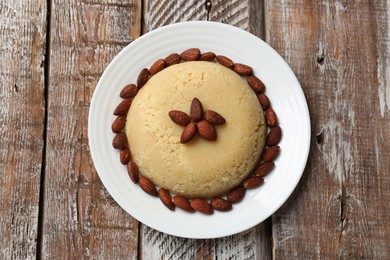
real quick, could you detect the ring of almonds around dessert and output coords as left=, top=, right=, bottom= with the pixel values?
left=111, top=48, right=281, bottom=215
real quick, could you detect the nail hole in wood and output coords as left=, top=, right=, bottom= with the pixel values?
left=14, top=84, right=18, bottom=93
left=316, top=53, right=325, bottom=65
left=316, top=131, right=323, bottom=145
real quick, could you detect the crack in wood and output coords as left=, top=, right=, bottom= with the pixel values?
left=205, top=0, right=212, bottom=21
left=36, top=0, right=51, bottom=259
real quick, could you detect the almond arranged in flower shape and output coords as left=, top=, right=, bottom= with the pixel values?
left=180, top=122, right=197, bottom=144
left=190, top=98, right=203, bottom=122
left=168, top=98, right=226, bottom=143
left=204, top=110, right=226, bottom=125
left=169, top=110, right=191, bottom=126
left=197, top=120, right=217, bottom=141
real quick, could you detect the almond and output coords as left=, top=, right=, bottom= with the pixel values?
left=127, top=161, right=139, bottom=184
left=267, top=126, right=282, bottom=146
left=261, top=145, right=280, bottom=161
left=199, top=52, right=216, bottom=61
left=113, top=99, right=132, bottom=116
left=247, top=76, right=265, bottom=93
left=120, top=147, right=131, bottom=165
left=197, top=120, right=217, bottom=141
left=227, top=185, right=246, bottom=203
left=204, top=110, right=226, bottom=125
left=190, top=198, right=213, bottom=215
left=111, top=115, right=126, bottom=133
left=180, top=122, right=197, bottom=144
left=137, top=68, right=150, bottom=89
left=257, top=93, right=270, bottom=109
left=265, top=107, right=278, bottom=127
left=120, top=84, right=138, bottom=98
left=112, top=132, right=127, bottom=149
left=164, top=53, right=181, bottom=67
left=233, top=63, right=253, bottom=76
left=149, top=59, right=165, bottom=75
left=190, top=97, right=204, bottom=122
left=158, top=188, right=175, bottom=211
left=243, top=176, right=264, bottom=189
left=139, top=176, right=158, bottom=196
left=210, top=198, right=232, bottom=211
left=180, top=48, right=201, bottom=61
left=172, top=195, right=194, bottom=212
left=255, top=161, right=275, bottom=177
left=216, top=55, right=233, bottom=68
left=168, top=110, right=191, bottom=126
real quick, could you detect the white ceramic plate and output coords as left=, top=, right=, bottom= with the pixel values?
left=89, top=21, right=310, bottom=239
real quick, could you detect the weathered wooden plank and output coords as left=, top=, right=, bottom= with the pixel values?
left=40, top=0, right=141, bottom=259
left=140, top=1, right=271, bottom=259
left=267, top=0, right=390, bottom=258
left=0, top=1, right=47, bottom=259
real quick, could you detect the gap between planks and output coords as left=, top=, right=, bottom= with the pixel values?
left=36, top=0, right=52, bottom=259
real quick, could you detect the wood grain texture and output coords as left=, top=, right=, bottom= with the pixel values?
left=140, top=1, right=271, bottom=259
left=40, top=0, right=141, bottom=259
left=266, top=0, right=390, bottom=258
left=0, top=1, right=47, bottom=259
left=143, top=0, right=207, bottom=32
left=209, top=0, right=264, bottom=39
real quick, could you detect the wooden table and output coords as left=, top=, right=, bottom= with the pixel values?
left=1, top=0, right=390, bottom=259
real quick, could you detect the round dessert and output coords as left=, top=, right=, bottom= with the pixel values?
left=125, top=61, right=266, bottom=198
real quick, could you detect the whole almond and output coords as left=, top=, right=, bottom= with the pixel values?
left=190, top=198, right=213, bottom=215
left=210, top=198, right=232, bottom=211
left=204, top=110, right=226, bottom=125
left=112, top=132, right=127, bottom=149
left=164, top=53, right=181, bottom=67
left=180, top=122, right=197, bottom=144
left=114, top=99, right=132, bottom=116
left=139, top=176, right=158, bottom=196
left=265, top=108, right=278, bottom=127
left=216, top=55, right=233, bottom=68
left=120, top=84, right=138, bottom=98
left=169, top=110, right=191, bottom=126
left=158, top=188, right=175, bottom=211
left=262, top=146, right=280, bottom=161
left=233, top=63, right=253, bottom=76
left=149, top=59, right=165, bottom=75
left=267, top=126, right=282, bottom=146
left=137, top=68, right=150, bottom=89
left=197, top=120, right=217, bottom=141
left=243, top=176, right=264, bottom=189
left=127, top=161, right=139, bottom=184
left=111, top=115, right=126, bottom=133
left=247, top=76, right=265, bottom=93
left=227, top=185, right=246, bottom=203
left=180, top=48, right=201, bottom=61
left=257, top=93, right=270, bottom=109
left=199, top=52, right=216, bottom=61
left=172, top=195, right=195, bottom=212
left=120, top=147, right=131, bottom=165
left=190, top=97, right=204, bottom=122
left=255, top=161, right=275, bottom=177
